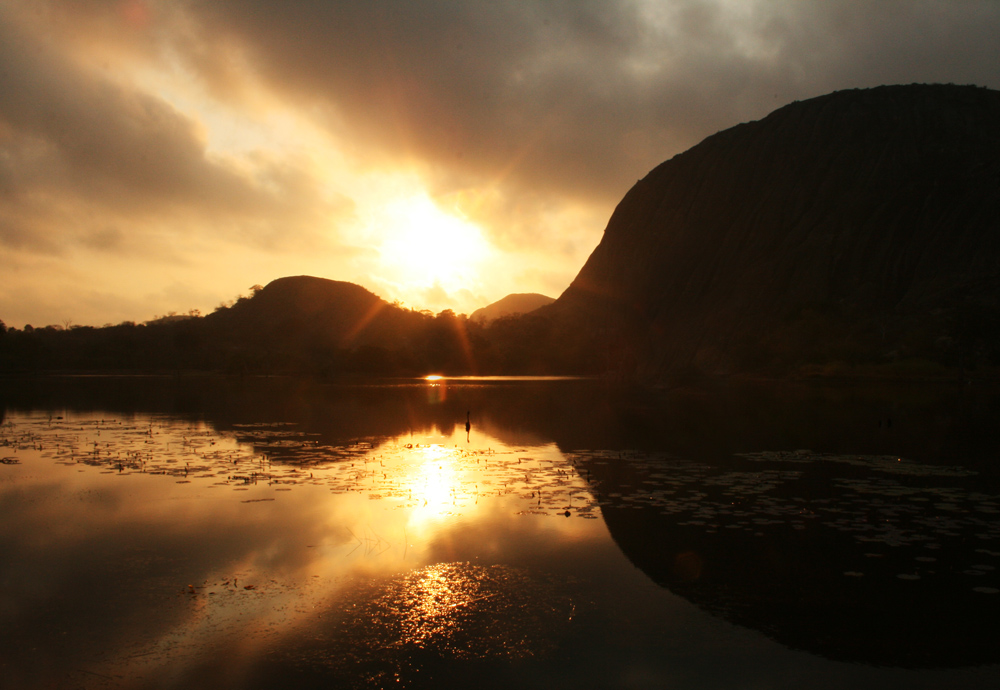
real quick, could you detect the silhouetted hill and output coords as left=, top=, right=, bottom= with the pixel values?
left=546, top=84, right=1000, bottom=380
left=200, top=276, right=449, bottom=373
left=470, top=293, right=554, bottom=323
left=207, top=276, right=408, bottom=349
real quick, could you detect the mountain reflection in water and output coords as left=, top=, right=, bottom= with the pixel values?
left=586, top=449, right=1000, bottom=667
left=2, top=375, right=1000, bottom=689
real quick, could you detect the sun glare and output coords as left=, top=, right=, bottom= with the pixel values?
left=374, top=194, right=491, bottom=292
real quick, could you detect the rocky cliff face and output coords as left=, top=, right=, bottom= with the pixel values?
left=550, top=84, right=1000, bottom=378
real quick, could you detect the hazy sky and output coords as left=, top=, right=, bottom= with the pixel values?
left=2, top=0, right=999, bottom=328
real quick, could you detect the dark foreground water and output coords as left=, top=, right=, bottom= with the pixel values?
left=2, top=375, right=1000, bottom=689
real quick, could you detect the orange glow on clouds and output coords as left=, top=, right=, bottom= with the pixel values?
left=121, top=1, right=151, bottom=30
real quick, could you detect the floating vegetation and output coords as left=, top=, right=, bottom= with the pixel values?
left=6, top=413, right=998, bottom=568
left=567, top=447, right=1000, bottom=596
left=738, top=450, right=978, bottom=477
left=0, top=413, right=600, bottom=520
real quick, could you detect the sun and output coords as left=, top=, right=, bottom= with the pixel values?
left=374, top=194, right=491, bottom=291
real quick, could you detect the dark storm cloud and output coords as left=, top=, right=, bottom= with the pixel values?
left=181, top=0, right=669, bottom=202
left=178, top=0, right=1000, bottom=204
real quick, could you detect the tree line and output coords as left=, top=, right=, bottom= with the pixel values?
left=0, top=301, right=605, bottom=378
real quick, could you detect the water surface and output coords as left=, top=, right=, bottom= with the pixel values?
left=2, top=375, right=1000, bottom=688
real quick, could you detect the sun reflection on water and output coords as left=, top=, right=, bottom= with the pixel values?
left=409, top=444, right=464, bottom=527
left=397, top=563, right=478, bottom=648
left=335, top=562, right=575, bottom=662
left=1, top=412, right=601, bottom=685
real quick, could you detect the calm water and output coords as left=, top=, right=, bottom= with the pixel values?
left=2, top=375, right=1000, bottom=689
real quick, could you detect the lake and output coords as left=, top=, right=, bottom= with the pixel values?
left=2, top=375, right=1000, bottom=689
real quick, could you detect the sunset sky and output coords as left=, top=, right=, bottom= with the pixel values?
left=2, top=1, right=999, bottom=328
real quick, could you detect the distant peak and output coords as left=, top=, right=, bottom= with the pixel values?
left=471, top=293, right=555, bottom=323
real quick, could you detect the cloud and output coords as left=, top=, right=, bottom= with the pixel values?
left=172, top=0, right=1000, bottom=202
left=0, top=4, right=354, bottom=256
left=0, top=12, right=221, bottom=208
left=9, top=1, right=1000, bottom=216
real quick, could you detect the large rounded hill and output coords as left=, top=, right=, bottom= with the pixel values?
left=546, top=84, right=1000, bottom=379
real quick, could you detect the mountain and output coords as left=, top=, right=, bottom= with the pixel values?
left=545, top=84, right=1000, bottom=380
left=470, top=293, right=554, bottom=323
left=201, top=276, right=444, bottom=373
